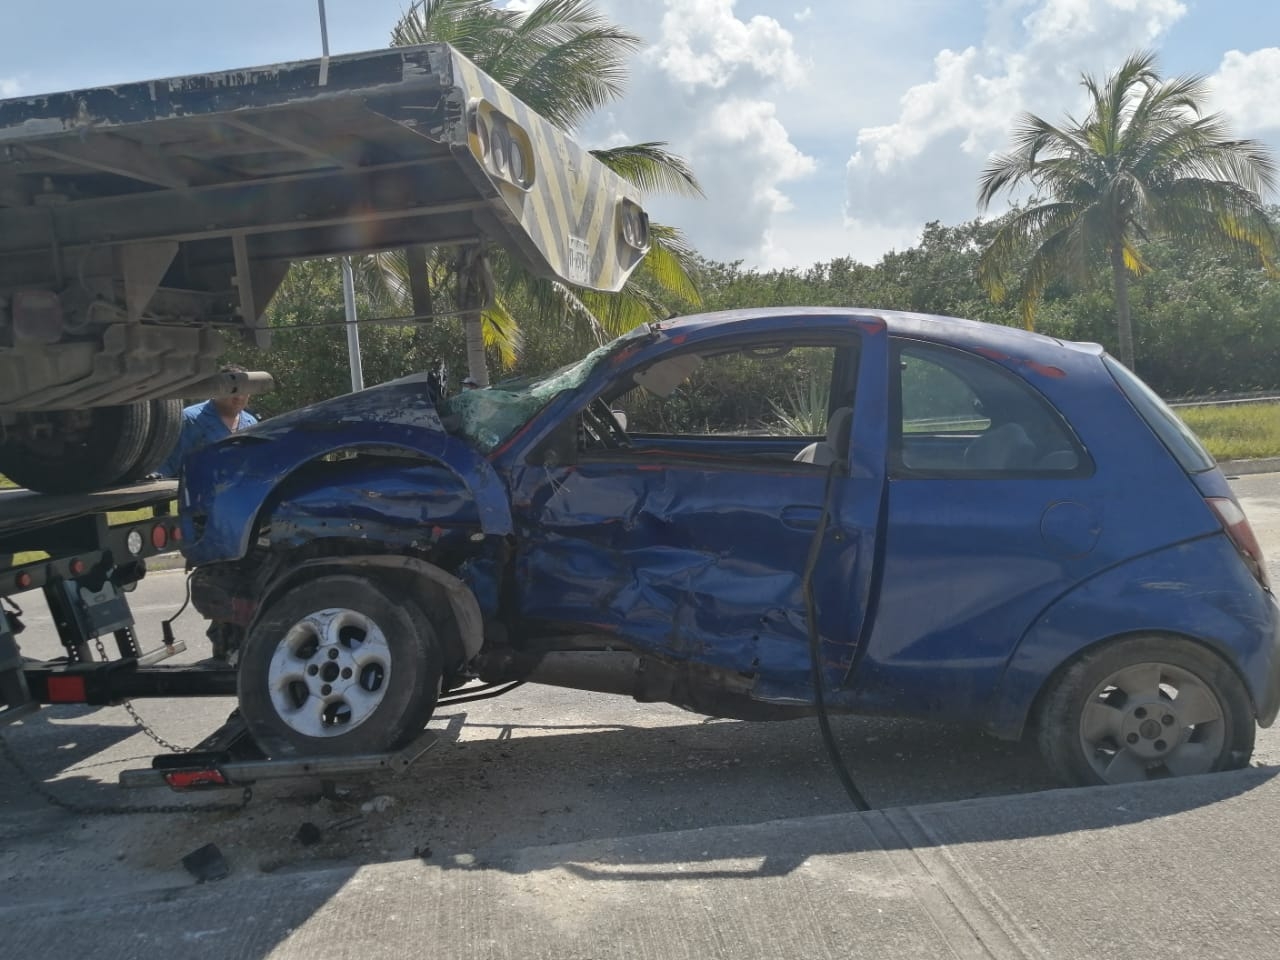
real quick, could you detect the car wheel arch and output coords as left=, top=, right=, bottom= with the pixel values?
left=252, top=553, right=486, bottom=672
left=983, top=536, right=1275, bottom=741
left=1017, top=628, right=1259, bottom=742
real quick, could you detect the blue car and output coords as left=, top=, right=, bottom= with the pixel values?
left=180, top=308, right=1280, bottom=786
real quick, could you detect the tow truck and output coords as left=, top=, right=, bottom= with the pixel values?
left=0, top=42, right=652, bottom=794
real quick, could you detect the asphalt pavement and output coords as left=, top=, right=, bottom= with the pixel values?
left=1, top=472, right=1279, bottom=958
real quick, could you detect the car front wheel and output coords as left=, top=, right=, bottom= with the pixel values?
left=237, top=574, right=442, bottom=758
left=1036, top=635, right=1255, bottom=786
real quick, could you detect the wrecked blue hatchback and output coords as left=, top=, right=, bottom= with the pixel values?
left=180, top=308, right=1280, bottom=786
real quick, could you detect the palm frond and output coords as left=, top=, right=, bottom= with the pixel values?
left=591, top=142, right=705, bottom=198
left=638, top=223, right=703, bottom=305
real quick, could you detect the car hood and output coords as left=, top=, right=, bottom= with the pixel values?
left=240, top=372, right=445, bottom=439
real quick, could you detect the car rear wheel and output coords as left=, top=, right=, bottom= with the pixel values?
left=238, top=574, right=442, bottom=758
left=0, top=404, right=151, bottom=493
left=1037, top=635, right=1255, bottom=786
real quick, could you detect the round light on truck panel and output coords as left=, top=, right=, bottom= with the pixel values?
left=151, top=525, right=168, bottom=550
left=508, top=138, right=525, bottom=183
left=126, top=530, right=144, bottom=556
left=490, top=122, right=510, bottom=176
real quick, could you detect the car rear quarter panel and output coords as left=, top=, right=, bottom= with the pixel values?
left=990, top=533, right=1280, bottom=738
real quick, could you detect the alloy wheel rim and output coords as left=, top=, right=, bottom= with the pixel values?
left=266, top=608, right=392, bottom=738
left=1078, top=661, right=1225, bottom=783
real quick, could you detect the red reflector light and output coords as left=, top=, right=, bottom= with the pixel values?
left=47, top=675, right=88, bottom=703
left=163, top=769, right=228, bottom=790
left=170, top=525, right=183, bottom=543
left=1207, top=497, right=1271, bottom=589
left=69, top=559, right=86, bottom=576
left=151, top=525, right=168, bottom=550
left=15, top=572, right=33, bottom=590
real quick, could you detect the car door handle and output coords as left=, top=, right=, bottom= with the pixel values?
left=781, top=505, right=823, bottom=530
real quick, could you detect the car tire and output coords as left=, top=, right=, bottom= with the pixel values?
left=0, top=404, right=152, bottom=493
left=237, top=574, right=442, bottom=758
left=1036, top=635, right=1255, bottom=787
left=118, top=399, right=184, bottom=482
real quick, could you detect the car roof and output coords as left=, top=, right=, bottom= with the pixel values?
left=653, top=307, right=1105, bottom=361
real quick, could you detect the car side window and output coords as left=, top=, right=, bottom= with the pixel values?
left=894, top=341, right=1086, bottom=476
left=576, top=340, right=858, bottom=468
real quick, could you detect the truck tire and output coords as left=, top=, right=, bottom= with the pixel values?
left=237, top=574, right=442, bottom=758
left=0, top=404, right=152, bottom=494
left=119, top=399, right=184, bottom=482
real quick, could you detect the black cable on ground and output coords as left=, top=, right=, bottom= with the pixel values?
left=437, top=680, right=525, bottom=706
left=160, top=571, right=194, bottom=646
left=801, top=460, right=871, bottom=811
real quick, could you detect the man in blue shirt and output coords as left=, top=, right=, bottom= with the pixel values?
left=157, top=365, right=260, bottom=663
left=157, top=365, right=259, bottom=477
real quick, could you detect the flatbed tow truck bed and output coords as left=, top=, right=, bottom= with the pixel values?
left=0, top=479, right=178, bottom=536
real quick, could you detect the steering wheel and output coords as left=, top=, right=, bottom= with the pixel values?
left=582, top=398, right=630, bottom=450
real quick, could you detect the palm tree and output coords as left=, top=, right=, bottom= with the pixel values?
left=377, top=0, right=704, bottom=383
left=977, top=51, right=1277, bottom=370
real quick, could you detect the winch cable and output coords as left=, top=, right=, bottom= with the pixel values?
left=801, top=459, right=871, bottom=812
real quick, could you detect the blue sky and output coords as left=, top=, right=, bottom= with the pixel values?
left=4, top=1, right=1279, bottom=269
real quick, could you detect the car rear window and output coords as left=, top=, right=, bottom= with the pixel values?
left=1103, top=356, right=1216, bottom=474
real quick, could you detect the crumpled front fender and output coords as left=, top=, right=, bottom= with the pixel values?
left=180, top=377, right=511, bottom=565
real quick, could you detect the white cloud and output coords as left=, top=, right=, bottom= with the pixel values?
left=0, top=78, right=20, bottom=97
left=577, top=0, right=814, bottom=266
left=1209, top=48, right=1280, bottom=133
left=759, top=218, right=921, bottom=271
left=794, top=7, right=814, bottom=22
left=650, top=0, right=807, bottom=90
left=707, top=98, right=816, bottom=214
left=845, top=0, right=1188, bottom=228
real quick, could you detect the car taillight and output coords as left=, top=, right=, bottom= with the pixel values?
left=1206, top=497, right=1271, bottom=589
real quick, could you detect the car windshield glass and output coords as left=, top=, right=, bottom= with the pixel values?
left=440, top=324, right=654, bottom=452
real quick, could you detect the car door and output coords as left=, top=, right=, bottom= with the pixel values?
left=507, top=323, right=889, bottom=703
left=849, top=337, right=1101, bottom=721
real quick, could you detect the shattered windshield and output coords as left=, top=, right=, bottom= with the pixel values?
left=440, top=324, right=654, bottom=453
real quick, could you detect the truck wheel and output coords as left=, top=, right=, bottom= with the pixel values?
left=237, top=574, right=442, bottom=758
left=0, top=404, right=151, bottom=493
left=119, top=399, right=184, bottom=482
left=1037, top=635, right=1255, bottom=787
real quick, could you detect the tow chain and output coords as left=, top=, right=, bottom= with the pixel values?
left=93, top=635, right=192, bottom=755
left=0, top=635, right=252, bottom=816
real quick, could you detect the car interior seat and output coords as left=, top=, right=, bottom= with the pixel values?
left=794, top=406, right=854, bottom=466
left=963, top=422, right=1036, bottom=470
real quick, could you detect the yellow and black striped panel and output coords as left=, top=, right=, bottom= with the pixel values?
left=446, top=50, right=647, bottom=294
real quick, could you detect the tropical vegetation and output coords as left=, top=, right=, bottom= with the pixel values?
left=977, top=51, right=1278, bottom=370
